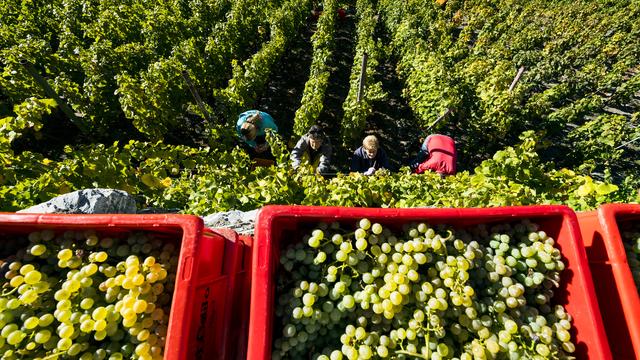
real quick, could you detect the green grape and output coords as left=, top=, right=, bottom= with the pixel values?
left=358, top=344, right=372, bottom=359
left=284, top=324, right=297, bottom=337
left=19, top=264, right=35, bottom=275
left=5, top=277, right=20, bottom=292
left=359, top=219, right=371, bottom=230
left=1, top=230, right=175, bottom=359
left=57, top=249, right=73, bottom=262
left=342, top=295, right=355, bottom=309
left=376, top=345, right=389, bottom=357
left=30, top=244, right=47, bottom=256
left=303, top=293, right=316, bottom=306
left=23, top=316, right=39, bottom=329
left=58, top=324, right=74, bottom=338
left=308, top=237, right=321, bottom=248
left=23, top=270, right=42, bottom=284
left=314, top=252, right=327, bottom=264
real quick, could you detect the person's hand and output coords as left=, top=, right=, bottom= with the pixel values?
left=255, top=143, right=269, bottom=153
left=364, top=167, right=376, bottom=176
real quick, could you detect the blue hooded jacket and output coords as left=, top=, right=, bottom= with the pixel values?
left=236, top=110, right=278, bottom=148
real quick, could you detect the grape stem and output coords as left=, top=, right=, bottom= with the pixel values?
left=1, top=287, right=18, bottom=296
left=42, top=351, right=66, bottom=360
left=395, top=349, right=428, bottom=359
left=424, top=331, right=430, bottom=357
left=342, top=231, right=356, bottom=238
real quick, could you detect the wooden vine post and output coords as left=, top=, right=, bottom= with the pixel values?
left=508, top=66, right=526, bottom=93
left=181, top=70, right=213, bottom=126
left=357, top=53, right=368, bottom=102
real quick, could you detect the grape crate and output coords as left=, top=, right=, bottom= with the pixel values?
left=248, top=206, right=610, bottom=360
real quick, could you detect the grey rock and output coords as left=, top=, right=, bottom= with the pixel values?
left=18, top=189, right=137, bottom=214
left=202, top=209, right=258, bottom=235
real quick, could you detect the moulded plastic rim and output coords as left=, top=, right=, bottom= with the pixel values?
left=0, top=213, right=203, bottom=360
left=247, top=205, right=611, bottom=360
left=596, top=203, right=640, bottom=357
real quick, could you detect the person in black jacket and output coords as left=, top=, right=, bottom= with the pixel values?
left=290, top=125, right=332, bottom=175
left=350, top=135, right=390, bottom=175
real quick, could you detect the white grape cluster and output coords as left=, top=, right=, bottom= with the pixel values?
left=272, top=219, right=576, bottom=359
left=0, top=229, right=176, bottom=360
left=622, top=227, right=640, bottom=291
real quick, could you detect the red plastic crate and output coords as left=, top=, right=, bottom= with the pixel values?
left=577, top=204, right=640, bottom=359
left=191, top=228, right=244, bottom=360
left=0, top=213, right=234, bottom=360
left=226, top=234, right=253, bottom=360
left=247, top=205, right=611, bottom=360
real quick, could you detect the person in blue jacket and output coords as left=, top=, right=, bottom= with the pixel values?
left=350, top=135, right=390, bottom=175
left=236, top=110, right=278, bottom=159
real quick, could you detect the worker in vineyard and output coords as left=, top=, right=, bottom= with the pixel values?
left=410, top=134, right=457, bottom=176
left=291, top=125, right=333, bottom=175
left=236, top=110, right=278, bottom=159
left=350, top=135, right=390, bottom=175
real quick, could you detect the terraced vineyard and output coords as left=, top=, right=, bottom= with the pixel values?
left=2, top=2, right=640, bottom=359
left=0, top=0, right=639, bottom=213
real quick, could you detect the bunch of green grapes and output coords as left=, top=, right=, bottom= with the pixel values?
left=621, top=225, right=640, bottom=292
left=0, top=229, right=177, bottom=360
left=272, top=219, right=576, bottom=360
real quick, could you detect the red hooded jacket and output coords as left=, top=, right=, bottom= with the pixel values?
left=415, top=135, right=457, bottom=175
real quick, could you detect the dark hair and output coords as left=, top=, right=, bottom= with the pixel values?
left=308, top=125, right=324, bottom=139
left=240, top=127, right=253, bottom=137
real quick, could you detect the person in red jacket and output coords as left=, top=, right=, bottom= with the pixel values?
left=410, top=134, right=457, bottom=176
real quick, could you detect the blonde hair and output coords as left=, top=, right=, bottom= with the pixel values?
left=362, top=135, right=379, bottom=150
left=240, top=112, right=262, bottom=138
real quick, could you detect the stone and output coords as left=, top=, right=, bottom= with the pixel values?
left=18, top=189, right=137, bottom=214
left=202, top=209, right=259, bottom=235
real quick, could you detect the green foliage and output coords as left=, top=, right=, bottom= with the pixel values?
left=0, top=0, right=639, bottom=215
left=292, top=0, right=339, bottom=136
left=216, top=0, right=313, bottom=119
left=0, top=140, right=215, bottom=210
left=379, top=0, right=640, bottom=177
left=0, top=98, right=57, bottom=147
left=569, top=114, right=632, bottom=164
left=0, top=0, right=273, bottom=142
left=340, top=0, right=387, bottom=146
left=178, top=131, right=635, bottom=213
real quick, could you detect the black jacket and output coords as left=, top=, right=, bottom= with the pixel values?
left=350, top=146, right=390, bottom=173
left=290, top=134, right=332, bottom=174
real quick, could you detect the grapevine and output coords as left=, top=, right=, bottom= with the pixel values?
left=292, top=0, right=339, bottom=136
left=340, top=0, right=387, bottom=146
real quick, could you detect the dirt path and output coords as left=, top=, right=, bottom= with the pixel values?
left=315, top=13, right=358, bottom=171
left=254, top=17, right=315, bottom=142
left=367, top=56, right=423, bottom=172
